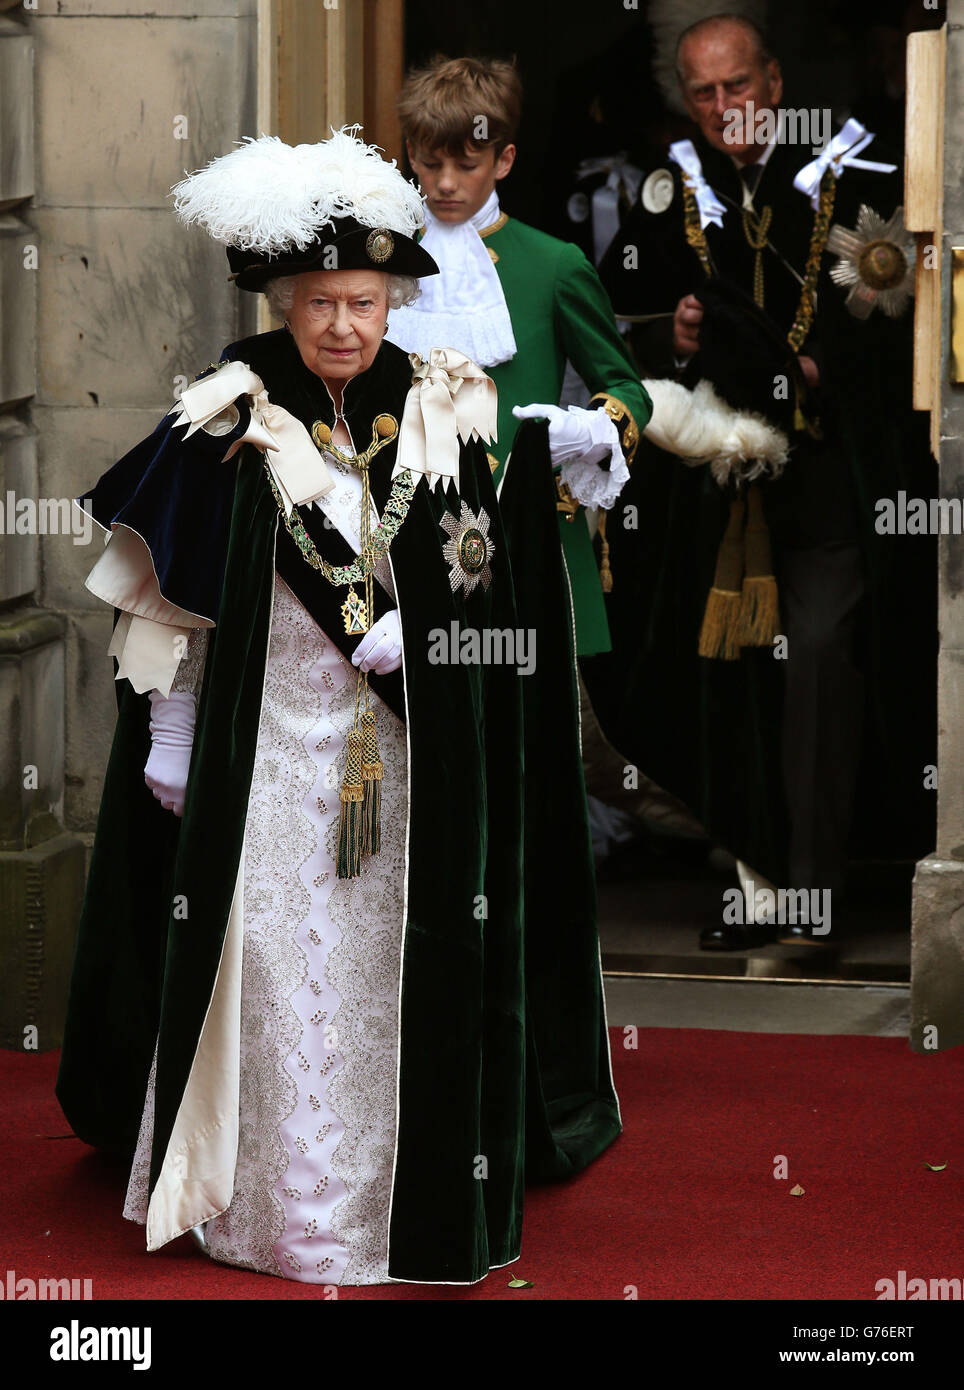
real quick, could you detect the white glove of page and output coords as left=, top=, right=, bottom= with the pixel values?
left=352, top=609, right=402, bottom=676
left=512, top=401, right=628, bottom=509
left=512, top=402, right=618, bottom=467
left=144, top=689, right=196, bottom=817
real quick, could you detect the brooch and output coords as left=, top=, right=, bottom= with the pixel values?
left=440, top=502, right=494, bottom=596
left=366, top=228, right=394, bottom=264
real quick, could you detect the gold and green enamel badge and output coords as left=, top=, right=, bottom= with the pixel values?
left=440, top=502, right=494, bottom=596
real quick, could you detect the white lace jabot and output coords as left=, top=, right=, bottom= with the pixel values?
left=385, top=190, right=517, bottom=368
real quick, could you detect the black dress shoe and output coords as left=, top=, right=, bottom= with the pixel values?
left=775, top=922, right=835, bottom=947
left=699, top=921, right=776, bottom=951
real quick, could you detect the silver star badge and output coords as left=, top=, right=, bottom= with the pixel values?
left=826, top=204, right=916, bottom=320
left=440, top=502, right=494, bottom=596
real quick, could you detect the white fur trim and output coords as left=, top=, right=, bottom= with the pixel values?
left=641, top=377, right=789, bottom=486
left=171, top=126, right=425, bottom=254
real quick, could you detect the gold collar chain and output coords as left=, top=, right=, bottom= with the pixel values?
left=681, top=168, right=837, bottom=352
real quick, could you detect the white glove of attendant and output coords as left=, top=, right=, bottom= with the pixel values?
left=352, top=609, right=402, bottom=676
left=512, top=402, right=618, bottom=467
left=144, top=690, right=196, bottom=817
left=512, top=402, right=628, bottom=511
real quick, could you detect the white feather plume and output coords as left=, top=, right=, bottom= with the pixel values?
left=642, top=377, right=789, bottom=486
left=171, top=125, right=425, bottom=254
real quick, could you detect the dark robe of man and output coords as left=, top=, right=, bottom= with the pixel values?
left=585, top=125, right=936, bottom=905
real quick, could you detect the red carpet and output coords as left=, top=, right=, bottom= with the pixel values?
left=3, top=1029, right=962, bottom=1300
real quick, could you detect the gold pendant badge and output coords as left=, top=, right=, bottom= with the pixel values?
left=341, top=588, right=369, bottom=634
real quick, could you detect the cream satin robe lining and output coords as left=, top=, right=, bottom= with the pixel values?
left=143, top=431, right=399, bottom=1249
left=100, top=353, right=494, bottom=1244
left=146, top=855, right=246, bottom=1249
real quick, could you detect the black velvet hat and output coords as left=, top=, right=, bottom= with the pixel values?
left=226, top=215, right=439, bottom=290
left=172, top=127, right=439, bottom=293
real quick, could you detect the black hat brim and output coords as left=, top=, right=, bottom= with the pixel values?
left=227, top=216, right=439, bottom=291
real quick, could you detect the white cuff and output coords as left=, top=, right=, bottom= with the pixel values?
left=560, top=452, right=630, bottom=511
left=558, top=407, right=628, bottom=510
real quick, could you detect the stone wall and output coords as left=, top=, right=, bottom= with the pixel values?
left=0, top=0, right=259, bottom=1048
left=30, top=0, right=259, bottom=836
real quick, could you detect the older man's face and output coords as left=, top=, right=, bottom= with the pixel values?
left=287, top=269, right=388, bottom=385
left=678, top=22, right=783, bottom=162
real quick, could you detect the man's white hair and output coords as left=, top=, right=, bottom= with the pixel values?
left=263, top=272, right=420, bottom=320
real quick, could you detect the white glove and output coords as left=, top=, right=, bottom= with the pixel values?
left=144, top=689, right=196, bottom=817
left=512, top=402, right=618, bottom=468
left=352, top=609, right=402, bottom=676
left=512, top=402, right=628, bottom=511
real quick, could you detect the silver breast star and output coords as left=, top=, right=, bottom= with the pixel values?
left=440, top=501, right=495, bottom=596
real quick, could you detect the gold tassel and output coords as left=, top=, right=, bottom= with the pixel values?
left=360, top=706, right=383, bottom=856
left=737, top=483, right=780, bottom=648
left=698, top=495, right=745, bottom=660
left=737, top=575, right=780, bottom=647
left=337, top=728, right=364, bottom=879
left=598, top=510, right=613, bottom=594
left=698, top=587, right=743, bottom=660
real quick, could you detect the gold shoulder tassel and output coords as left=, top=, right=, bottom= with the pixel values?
left=361, top=705, right=383, bottom=854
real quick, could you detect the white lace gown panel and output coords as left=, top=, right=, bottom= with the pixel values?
left=123, top=574, right=408, bottom=1286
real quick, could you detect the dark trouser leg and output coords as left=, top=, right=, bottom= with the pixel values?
left=779, top=543, right=865, bottom=895
left=577, top=670, right=707, bottom=839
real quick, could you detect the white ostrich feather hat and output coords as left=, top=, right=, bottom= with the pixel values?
left=171, top=125, right=439, bottom=290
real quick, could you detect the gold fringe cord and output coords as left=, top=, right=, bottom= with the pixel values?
left=698, top=495, right=745, bottom=660
left=360, top=706, right=384, bottom=856
left=598, top=510, right=613, bottom=594
left=737, top=483, right=780, bottom=647
left=337, top=728, right=365, bottom=880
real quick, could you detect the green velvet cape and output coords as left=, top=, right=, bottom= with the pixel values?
left=56, top=333, right=619, bottom=1283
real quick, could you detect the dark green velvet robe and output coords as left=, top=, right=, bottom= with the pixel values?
left=588, top=134, right=936, bottom=885
left=56, top=332, right=619, bottom=1283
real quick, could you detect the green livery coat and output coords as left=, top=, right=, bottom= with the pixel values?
left=463, top=215, right=651, bottom=657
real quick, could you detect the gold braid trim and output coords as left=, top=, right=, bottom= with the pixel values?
left=681, top=179, right=714, bottom=277
left=741, top=204, right=773, bottom=309
left=477, top=211, right=509, bottom=238
left=587, top=392, right=640, bottom=466
left=787, top=169, right=836, bottom=353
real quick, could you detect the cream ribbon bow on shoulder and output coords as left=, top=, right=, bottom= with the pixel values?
left=393, top=348, right=498, bottom=492
left=89, top=359, right=338, bottom=699
left=793, top=119, right=897, bottom=209
left=669, top=140, right=727, bottom=230
left=170, top=357, right=336, bottom=514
